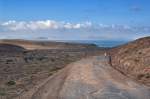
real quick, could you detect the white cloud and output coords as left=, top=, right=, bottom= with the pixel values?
left=64, top=22, right=92, bottom=29
left=1, top=20, right=93, bottom=31
left=1, top=20, right=60, bottom=30
left=1, top=20, right=133, bottom=31
left=27, top=20, right=59, bottom=30
left=2, top=20, right=27, bottom=30
left=63, top=23, right=73, bottom=29
left=0, top=20, right=150, bottom=40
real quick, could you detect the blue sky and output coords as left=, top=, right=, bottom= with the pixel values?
left=0, top=0, right=150, bottom=40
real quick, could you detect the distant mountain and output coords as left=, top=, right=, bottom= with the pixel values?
left=0, top=44, right=25, bottom=52
left=110, top=36, right=150, bottom=86
left=57, top=40, right=127, bottom=47
left=0, top=39, right=98, bottom=50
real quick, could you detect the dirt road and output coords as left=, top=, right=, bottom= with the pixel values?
left=18, top=56, right=150, bottom=99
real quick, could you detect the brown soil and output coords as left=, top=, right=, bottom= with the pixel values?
left=0, top=40, right=105, bottom=99
left=109, top=36, right=150, bottom=87
left=19, top=56, right=150, bottom=99
left=0, top=37, right=150, bottom=99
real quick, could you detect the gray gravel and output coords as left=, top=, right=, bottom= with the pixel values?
left=19, top=56, right=150, bottom=99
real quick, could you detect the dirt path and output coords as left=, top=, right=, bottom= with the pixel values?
left=17, top=56, right=150, bottom=99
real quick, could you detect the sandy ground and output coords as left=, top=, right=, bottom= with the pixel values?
left=16, top=55, right=150, bottom=99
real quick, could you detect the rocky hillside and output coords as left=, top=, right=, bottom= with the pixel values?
left=109, top=37, right=150, bottom=86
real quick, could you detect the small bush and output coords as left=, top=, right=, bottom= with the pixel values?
left=138, top=52, right=142, bottom=54
left=51, top=58, right=55, bottom=62
left=48, top=67, right=61, bottom=76
left=137, top=74, right=145, bottom=79
left=145, top=73, right=150, bottom=78
left=6, top=80, right=16, bottom=86
left=0, top=88, right=6, bottom=96
left=134, top=59, right=139, bottom=62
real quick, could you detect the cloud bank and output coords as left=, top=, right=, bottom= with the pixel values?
left=1, top=20, right=92, bottom=30
left=0, top=20, right=150, bottom=40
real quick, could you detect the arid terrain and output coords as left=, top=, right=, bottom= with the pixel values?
left=109, top=37, right=150, bottom=86
left=0, top=37, right=150, bottom=99
left=0, top=40, right=105, bottom=99
left=0, top=39, right=98, bottom=50
left=21, top=56, right=149, bottom=99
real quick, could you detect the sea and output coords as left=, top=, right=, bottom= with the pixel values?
left=2, top=38, right=129, bottom=48
left=57, top=40, right=129, bottom=48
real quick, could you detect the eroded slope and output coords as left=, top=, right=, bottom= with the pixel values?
left=110, top=37, right=150, bottom=86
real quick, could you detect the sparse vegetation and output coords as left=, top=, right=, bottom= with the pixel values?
left=0, top=41, right=103, bottom=98
left=6, top=80, right=16, bottom=86
left=145, top=73, right=150, bottom=78
left=51, top=58, right=55, bottom=62
left=110, top=37, right=150, bottom=86
left=0, top=88, right=7, bottom=96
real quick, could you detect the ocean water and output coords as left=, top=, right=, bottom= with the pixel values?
left=60, top=40, right=128, bottom=47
